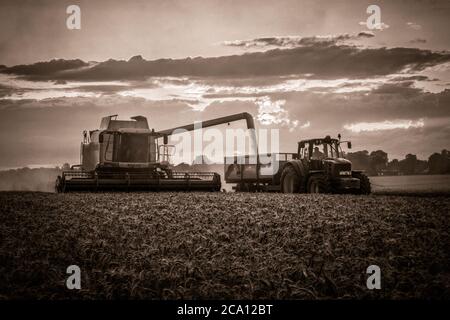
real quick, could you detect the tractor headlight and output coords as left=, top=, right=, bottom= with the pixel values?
left=340, top=170, right=352, bottom=176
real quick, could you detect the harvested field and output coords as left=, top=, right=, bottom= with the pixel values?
left=0, top=191, right=449, bottom=299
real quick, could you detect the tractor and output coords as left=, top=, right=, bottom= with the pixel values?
left=224, top=134, right=371, bottom=194
left=279, top=135, right=371, bottom=194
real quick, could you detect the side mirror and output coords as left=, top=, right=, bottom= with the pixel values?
left=347, top=142, right=352, bottom=149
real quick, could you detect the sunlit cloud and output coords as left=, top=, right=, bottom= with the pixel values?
left=255, top=96, right=305, bottom=131
left=406, top=22, right=422, bottom=30
left=358, top=21, right=390, bottom=31
left=5, top=89, right=101, bottom=100
left=300, top=121, right=311, bottom=129
left=344, top=119, right=425, bottom=132
left=0, top=74, right=129, bottom=99
left=117, top=76, right=388, bottom=108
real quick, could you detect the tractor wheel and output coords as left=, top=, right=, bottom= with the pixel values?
left=307, top=174, right=332, bottom=194
left=281, top=165, right=303, bottom=193
left=353, top=172, right=371, bottom=194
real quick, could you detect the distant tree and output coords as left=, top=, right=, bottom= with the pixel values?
left=387, top=159, right=399, bottom=171
left=415, top=159, right=428, bottom=174
left=346, top=150, right=370, bottom=173
left=441, top=149, right=450, bottom=173
left=428, top=150, right=450, bottom=174
left=428, top=153, right=441, bottom=174
left=369, top=150, right=388, bottom=175
left=399, top=154, right=417, bottom=175
left=62, top=163, right=71, bottom=171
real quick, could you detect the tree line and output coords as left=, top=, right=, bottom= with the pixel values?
left=346, top=149, right=450, bottom=176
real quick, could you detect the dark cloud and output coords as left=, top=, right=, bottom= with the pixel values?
left=389, top=75, right=431, bottom=82
left=371, top=81, right=421, bottom=96
left=406, top=22, right=422, bottom=31
left=1, top=59, right=89, bottom=79
left=72, top=84, right=131, bottom=94
left=2, top=45, right=449, bottom=81
left=0, top=83, right=15, bottom=98
left=410, top=38, right=427, bottom=44
left=357, top=32, right=376, bottom=38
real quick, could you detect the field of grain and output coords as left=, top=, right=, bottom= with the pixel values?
left=0, top=191, right=449, bottom=299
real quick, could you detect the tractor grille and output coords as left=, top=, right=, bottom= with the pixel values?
left=334, top=162, right=351, bottom=176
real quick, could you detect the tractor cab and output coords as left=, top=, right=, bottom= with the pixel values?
left=296, top=135, right=354, bottom=177
left=298, top=135, right=352, bottom=161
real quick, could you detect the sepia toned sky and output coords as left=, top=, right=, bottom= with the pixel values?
left=0, top=0, right=449, bottom=167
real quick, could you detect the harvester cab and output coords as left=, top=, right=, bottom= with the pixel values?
left=80, top=115, right=161, bottom=172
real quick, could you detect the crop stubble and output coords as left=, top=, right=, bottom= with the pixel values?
left=0, top=192, right=449, bottom=299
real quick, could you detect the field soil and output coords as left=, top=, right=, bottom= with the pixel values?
left=0, top=191, right=449, bottom=299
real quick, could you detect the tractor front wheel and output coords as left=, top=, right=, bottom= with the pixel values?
left=307, top=174, right=332, bottom=194
left=353, top=172, right=371, bottom=194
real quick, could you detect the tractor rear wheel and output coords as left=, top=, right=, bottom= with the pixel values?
left=281, top=165, right=302, bottom=193
left=353, top=172, right=371, bottom=194
left=307, top=174, right=332, bottom=194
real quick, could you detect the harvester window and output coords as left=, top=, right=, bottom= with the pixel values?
left=118, top=134, right=149, bottom=163
left=104, top=133, right=114, bottom=161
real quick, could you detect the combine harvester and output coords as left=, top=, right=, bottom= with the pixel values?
left=55, top=113, right=255, bottom=192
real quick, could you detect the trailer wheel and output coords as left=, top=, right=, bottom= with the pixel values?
left=281, top=165, right=301, bottom=193
left=307, top=174, right=332, bottom=194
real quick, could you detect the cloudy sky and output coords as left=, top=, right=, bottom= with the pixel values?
left=0, top=0, right=449, bottom=168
